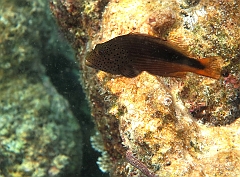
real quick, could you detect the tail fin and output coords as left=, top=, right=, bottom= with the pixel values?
left=196, top=56, right=222, bottom=79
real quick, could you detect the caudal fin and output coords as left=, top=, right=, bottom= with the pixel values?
left=197, top=56, right=222, bottom=79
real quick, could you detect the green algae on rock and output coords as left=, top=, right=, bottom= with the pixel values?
left=0, top=0, right=82, bottom=176
left=50, top=0, right=240, bottom=176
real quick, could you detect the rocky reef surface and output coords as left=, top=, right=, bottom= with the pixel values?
left=50, top=0, right=240, bottom=176
left=0, top=0, right=82, bottom=176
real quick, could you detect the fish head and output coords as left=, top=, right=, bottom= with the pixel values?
left=85, top=42, right=129, bottom=75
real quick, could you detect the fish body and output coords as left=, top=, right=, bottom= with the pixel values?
left=86, top=33, right=221, bottom=79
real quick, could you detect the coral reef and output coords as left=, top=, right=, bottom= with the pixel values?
left=0, top=0, right=82, bottom=176
left=50, top=0, right=240, bottom=176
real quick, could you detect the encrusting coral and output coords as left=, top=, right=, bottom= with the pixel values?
left=50, top=0, right=240, bottom=176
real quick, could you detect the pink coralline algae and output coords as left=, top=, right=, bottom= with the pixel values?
left=126, top=150, right=159, bottom=177
left=224, top=74, right=240, bottom=89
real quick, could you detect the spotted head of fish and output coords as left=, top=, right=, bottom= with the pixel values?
left=85, top=40, right=141, bottom=77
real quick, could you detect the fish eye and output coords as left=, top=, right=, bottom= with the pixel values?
left=96, top=50, right=104, bottom=56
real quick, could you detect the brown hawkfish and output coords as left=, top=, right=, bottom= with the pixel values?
left=86, top=33, right=222, bottom=79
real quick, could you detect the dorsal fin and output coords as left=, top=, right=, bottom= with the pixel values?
left=164, top=36, right=193, bottom=57
left=128, top=32, right=192, bottom=58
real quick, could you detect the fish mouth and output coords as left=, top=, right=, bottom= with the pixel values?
left=85, top=60, right=94, bottom=67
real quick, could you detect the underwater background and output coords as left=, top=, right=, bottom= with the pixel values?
left=0, top=0, right=107, bottom=176
left=1, top=0, right=240, bottom=177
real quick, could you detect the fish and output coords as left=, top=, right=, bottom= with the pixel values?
left=85, top=33, right=222, bottom=79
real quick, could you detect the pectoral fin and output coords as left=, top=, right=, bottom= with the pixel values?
left=119, top=65, right=141, bottom=78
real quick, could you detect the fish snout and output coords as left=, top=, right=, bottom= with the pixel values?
left=85, top=60, right=94, bottom=67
